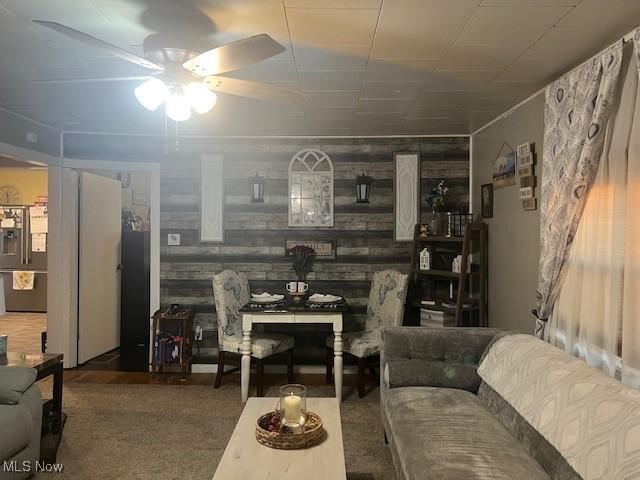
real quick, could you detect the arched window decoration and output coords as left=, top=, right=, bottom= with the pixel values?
left=288, top=148, right=334, bottom=227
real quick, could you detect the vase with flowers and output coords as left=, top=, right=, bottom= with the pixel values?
left=425, top=180, right=449, bottom=235
left=288, top=245, right=315, bottom=299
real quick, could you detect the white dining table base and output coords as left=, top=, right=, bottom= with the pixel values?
left=240, top=312, right=343, bottom=403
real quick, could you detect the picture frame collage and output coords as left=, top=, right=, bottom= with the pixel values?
left=517, top=142, right=537, bottom=211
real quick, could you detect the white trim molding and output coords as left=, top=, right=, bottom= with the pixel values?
left=393, top=152, right=421, bottom=242
left=200, top=155, right=225, bottom=243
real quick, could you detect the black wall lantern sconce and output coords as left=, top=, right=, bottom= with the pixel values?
left=249, top=173, right=265, bottom=203
left=355, top=172, right=373, bottom=203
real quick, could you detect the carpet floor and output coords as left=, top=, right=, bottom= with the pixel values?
left=41, top=382, right=396, bottom=480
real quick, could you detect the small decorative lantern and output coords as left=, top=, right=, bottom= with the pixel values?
left=354, top=172, right=373, bottom=203
left=419, top=248, right=431, bottom=270
left=249, top=173, right=265, bottom=203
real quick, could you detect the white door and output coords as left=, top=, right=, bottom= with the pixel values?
left=78, top=171, right=121, bottom=363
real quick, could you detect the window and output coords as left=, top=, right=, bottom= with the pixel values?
left=288, top=148, right=334, bottom=227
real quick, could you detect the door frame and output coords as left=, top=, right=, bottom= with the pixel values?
left=55, top=158, right=160, bottom=368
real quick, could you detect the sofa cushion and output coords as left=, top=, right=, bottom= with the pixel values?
left=0, top=404, right=33, bottom=459
left=479, top=334, right=640, bottom=480
left=383, top=386, right=550, bottom=480
left=0, top=367, right=37, bottom=405
left=385, top=359, right=480, bottom=392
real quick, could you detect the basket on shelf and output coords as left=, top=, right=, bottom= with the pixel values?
left=255, top=410, right=324, bottom=450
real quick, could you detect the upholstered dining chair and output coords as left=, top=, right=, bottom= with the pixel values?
left=212, top=270, right=294, bottom=396
left=326, top=269, right=408, bottom=398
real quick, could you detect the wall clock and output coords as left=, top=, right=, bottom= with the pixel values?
left=0, top=184, right=22, bottom=205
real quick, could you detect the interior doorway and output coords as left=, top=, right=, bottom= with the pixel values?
left=75, top=167, right=153, bottom=372
left=0, top=154, right=49, bottom=354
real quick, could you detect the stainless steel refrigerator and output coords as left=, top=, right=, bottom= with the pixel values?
left=0, top=206, right=47, bottom=312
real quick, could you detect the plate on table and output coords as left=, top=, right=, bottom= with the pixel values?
left=308, top=293, right=343, bottom=304
left=251, top=293, right=285, bottom=304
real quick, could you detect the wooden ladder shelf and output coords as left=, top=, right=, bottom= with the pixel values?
left=408, top=222, right=488, bottom=327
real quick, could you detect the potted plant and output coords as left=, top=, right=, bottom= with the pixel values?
left=289, top=245, right=315, bottom=281
left=425, top=180, right=449, bottom=235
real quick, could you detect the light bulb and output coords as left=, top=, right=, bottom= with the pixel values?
left=134, top=78, right=168, bottom=111
left=166, top=87, right=192, bottom=122
left=185, top=82, right=217, bottom=114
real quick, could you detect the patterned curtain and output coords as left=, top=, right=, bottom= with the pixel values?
left=535, top=42, right=623, bottom=339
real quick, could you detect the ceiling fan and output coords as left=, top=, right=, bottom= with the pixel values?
left=32, top=21, right=307, bottom=122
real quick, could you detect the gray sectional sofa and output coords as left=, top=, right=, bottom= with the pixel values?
left=381, top=327, right=640, bottom=480
left=0, top=366, right=42, bottom=480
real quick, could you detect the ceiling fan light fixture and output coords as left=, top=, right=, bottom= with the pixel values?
left=185, top=81, right=218, bottom=114
left=134, top=77, right=168, bottom=111
left=166, top=86, right=192, bottom=122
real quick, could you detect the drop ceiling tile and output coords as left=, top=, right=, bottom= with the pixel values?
left=361, top=81, right=423, bottom=98
left=496, top=57, right=565, bottom=83
left=89, top=3, right=151, bottom=46
left=293, top=45, right=370, bottom=70
left=285, top=0, right=381, bottom=7
left=286, top=8, right=379, bottom=46
left=301, top=90, right=360, bottom=106
left=413, top=91, right=477, bottom=106
left=481, top=0, right=579, bottom=5
left=523, top=26, right=623, bottom=68
left=365, top=58, right=440, bottom=82
left=480, top=81, right=544, bottom=97
left=299, top=70, right=364, bottom=90
left=399, top=118, right=454, bottom=130
left=461, top=97, right=520, bottom=112
left=357, top=98, right=412, bottom=113
left=2, top=0, right=134, bottom=50
left=199, top=0, right=293, bottom=55
left=439, top=44, right=530, bottom=71
left=557, top=0, right=640, bottom=29
left=456, top=6, right=573, bottom=45
left=306, top=118, right=353, bottom=130
left=227, top=59, right=299, bottom=82
left=423, top=70, right=499, bottom=91
left=354, top=112, right=402, bottom=125
left=304, top=106, right=355, bottom=119
left=371, top=0, right=479, bottom=59
left=404, top=104, right=463, bottom=118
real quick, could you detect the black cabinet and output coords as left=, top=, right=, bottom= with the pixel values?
left=120, top=231, right=150, bottom=371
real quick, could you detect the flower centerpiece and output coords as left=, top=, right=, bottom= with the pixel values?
left=425, top=180, right=449, bottom=235
left=289, top=245, right=315, bottom=281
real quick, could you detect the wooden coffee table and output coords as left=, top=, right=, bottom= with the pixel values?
left=213, top=397, right=346, bottom=480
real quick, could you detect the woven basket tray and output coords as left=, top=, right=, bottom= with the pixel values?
left=256, top=410, right=324, bottom=450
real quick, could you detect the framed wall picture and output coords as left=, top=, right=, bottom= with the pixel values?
left=517, top=142, right=531, bottom=159
left=393, top=152, right=420, bottom=242
left=519, top=152, right=535, bottom=167
left=288, top=148, right=334, bottom=228
left=285, top=239, right=336, bottom=260
left=493, top=143, right=516, bottom=189
left=519, top=187, right=534, bottom=200
left=132, top=190, right=148, bottom=206
left=522, top=198, right=537, bottom=211
left=481, top=183, right=493, bottom=218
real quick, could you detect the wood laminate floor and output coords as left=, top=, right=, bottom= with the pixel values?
left=0, top=312, right=46, bottom=353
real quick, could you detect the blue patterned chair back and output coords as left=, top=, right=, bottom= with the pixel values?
left=212, top=270, right=251, bottom=348
left=364, top=269, right=409, bottom=332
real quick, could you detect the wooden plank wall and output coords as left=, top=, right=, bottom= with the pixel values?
left=62, top=133, right=469, bottom=362
left=159, top=137, right=469, bottom=361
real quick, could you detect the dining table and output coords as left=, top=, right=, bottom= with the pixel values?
left=239, top=295, right=347, bottom=403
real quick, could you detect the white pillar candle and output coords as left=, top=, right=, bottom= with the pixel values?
left=282, top=392, right=302, bottom=424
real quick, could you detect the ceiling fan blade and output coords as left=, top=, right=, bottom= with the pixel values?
left=33, top=76, right=151, bottom=84
left=183, top=34, right=286, bottom=77
left=204, top=76, right=307, bottom=104
left=33, top=20, right=165, bottom=71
